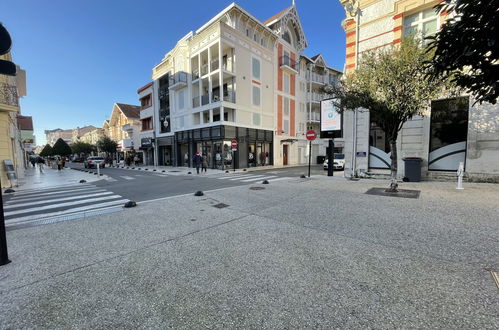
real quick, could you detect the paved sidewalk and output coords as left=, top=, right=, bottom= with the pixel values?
left=1, top=178, right=498, bottom=328
left=11, top=167, right=105, bottom=192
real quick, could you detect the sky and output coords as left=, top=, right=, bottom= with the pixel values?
left=2, top=0, right=347, bottom=145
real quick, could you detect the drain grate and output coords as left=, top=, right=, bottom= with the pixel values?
left=365, top=187, right=420, bottom=199
left=249, top=186, right=265, bottom=190
left=213, top=203, right=229, bottom=209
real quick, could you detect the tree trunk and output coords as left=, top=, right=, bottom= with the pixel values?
left=387, top=138, right=398, bottom=192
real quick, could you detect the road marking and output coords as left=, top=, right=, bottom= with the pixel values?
left=105, top=177, right=118, bottom=182
left=230, top=175, right=267, bottom=181
left=266, top=176, right=292, bottom=182
left=5, top=195, right=124, bottom=217
left=9, top=185, right=94, bottom=197
left=491, top=271, right=499, bottom=290
left=218, top=174, right=254, bottom=180
left=4, top=192, right=115, bottom=209
left=240, top=175, right=278, bottom=182
left=5, top=199, right=129, bottom=225
left=6, top=188, right=106, bottom=203
left=120, top=176, right=135, bottom=180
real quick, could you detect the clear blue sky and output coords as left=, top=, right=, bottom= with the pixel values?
left=3, top=0, right=346, bottom=145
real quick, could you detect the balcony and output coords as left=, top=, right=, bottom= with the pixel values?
left=0, top=82, right=19, bottom=110
left=201, top=94, right=209, bottom=106
left=308, top=72, right=325, bottom=84
left=279, top=55, right=298, bottom=75
left=169, top=72, right=188, bottom=90
left=201, top=64, right=208, bottom=76
left=307, top=112, right=321, bottom=123
left=192, top=68, right=199, bottom=81
left=223, top=91, right=236, bottom=103
left=310, top=92, right=325, bottom=103
left=192, top=96, right=200, bottom=108
left=122, top=124, right=134, bottom=133
left=211, top=59, right=219, bottom=71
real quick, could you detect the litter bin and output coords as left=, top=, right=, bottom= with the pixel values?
left=403, top=157, right=422, bottom=182
left=317, top=156, right=326, bottom=164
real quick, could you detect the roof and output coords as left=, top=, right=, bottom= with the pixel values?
left=116, top=103, right=140, bottom=119
left=17, top=115, right=33, bottom=131
left=137, top=82, right=153, bottom=94
left=310, top=54, right=320, bottom=61
left=263, top=6, right=291, bottom=25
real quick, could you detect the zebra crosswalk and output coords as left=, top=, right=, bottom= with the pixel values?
left=215, top=173, right=292, bottom=183
left=3, top=184, right=128, bottom=227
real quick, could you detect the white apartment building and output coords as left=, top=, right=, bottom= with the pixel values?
left=147, top=2, right=342, bottom=169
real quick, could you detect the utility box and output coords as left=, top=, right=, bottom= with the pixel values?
left=3, top=159, right=17, bottom=184
left=403, top=157, right=422, bottom=182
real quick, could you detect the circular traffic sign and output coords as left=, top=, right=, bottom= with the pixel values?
left=231, top=139, right=238, bottom=149
left=306, top=129, right=317, bottom=141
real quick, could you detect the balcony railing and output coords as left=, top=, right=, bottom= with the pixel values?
left=169, top=72, right=188, bottom=86
left=307, top=112, right=321, bottom=122
left=201, top=94, right=209, bottom=106
left=279, top=55, right=299, bottom=73
left=211, top=59, right=219, bottom=71
left=201, top=64, right=208, bottom=76
left=192, top=96, right=200, bottom=108
left=0, top=83, right=19, bottom=108
left=192, top=68, right=199, bottom=81
left=223, top=91, right=236, bottom=103
left=308, top=73, right=325, bottom=84
left=310, top=92, right=325, bottom=102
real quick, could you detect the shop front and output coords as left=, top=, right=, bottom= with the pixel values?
left=175, top=125, right=273, bottom=170
left=156, top=136, right=174, bottom=166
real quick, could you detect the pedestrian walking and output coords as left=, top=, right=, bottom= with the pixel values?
left=193, top=152, right=202, bottom=174
left=30, top=157, right=36, bottom=168
left=201, top=154, right=208, bottom=173
left=37, top=157, right=44, bottom=172
left=133, top=155, right=139, bottom=166
left=61, top=157, right=66, bottom=168
left=56, top=157, right=62, bottom=171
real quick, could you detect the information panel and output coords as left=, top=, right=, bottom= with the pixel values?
left=320, top=98, right=342, bottom=138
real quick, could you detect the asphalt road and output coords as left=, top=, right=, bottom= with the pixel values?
left=69, top=163, right=338, bottom=202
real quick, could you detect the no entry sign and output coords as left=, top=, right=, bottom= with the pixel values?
left=231, top=139, right=238, bottom=150
left=306, top=129, right=317, bottom=141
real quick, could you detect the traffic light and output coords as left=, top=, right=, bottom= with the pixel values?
left=0, top=23, right=16, bottom=76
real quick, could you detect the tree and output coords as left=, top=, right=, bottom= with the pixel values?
left=96, top=136, right=117, bottom=154
left=39, top=144, right=53, bottom=157
left=52, top=138, right=73, bottom=156
left=426, top=0, right=499, bottom=104
left=325, top=36, right=446, bottom=191
left=71, top=141, right=95, bottom=155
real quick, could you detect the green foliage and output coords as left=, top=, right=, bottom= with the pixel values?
left=324, top=36, right=446, bottom=189
left=52, top=138, right=73, bottom=156
left=39, top=144, right=53, bottom=157
left=426, top=0, right=498, bottom=104
left=96, top=136, right=117, bottom=154
left=71, top=141, right=95, bottom=155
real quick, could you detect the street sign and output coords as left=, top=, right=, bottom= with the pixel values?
left=306, top=129, right=317, bottom=141
left=231, top=139, right=238, bottom=150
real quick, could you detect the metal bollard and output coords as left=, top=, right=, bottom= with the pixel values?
left=97, top=163, right=100, bottom=177
left=456, top=161, right=464, bottom=190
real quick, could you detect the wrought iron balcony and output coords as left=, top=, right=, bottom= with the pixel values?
left=279, top=55, right=299, bottom=74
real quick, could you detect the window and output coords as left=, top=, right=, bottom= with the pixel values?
left=178, top=90, right=185, bottom=109
left=283, top=97, right=289, bottom=115
left=140, top=94, right=152, bottom=109
left=260, top=38, right=266, bottom=47
left=252, top=85, right=261, bottom=106
left=404, top=7, right=438, bottom=42
left=253, top=113, right=261, bottom=126
left=141, top=117, right=153, bottom=131
left=253, top=33, right=258, bottom=42
left=283, top=119, right=289, bottom=134
left=252, top=58, right=260, bottom=80
left=246, top=29, right=249, bottom=37
left=283, top=73, right=290, bottom=93
left=283, top=31, right=291, bottom=44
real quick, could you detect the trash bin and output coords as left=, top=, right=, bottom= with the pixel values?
left=403, top=157, right=422, bottom=182
left=317, top=156, right=326, bottom=164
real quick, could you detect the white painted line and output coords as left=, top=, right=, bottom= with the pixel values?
left=106, top=177, right=118, bottom=182
left=5, top=199, right=129, bottom=225
left=267, top=177, right=292, bottom=182
left=231, top=175, right=268, bottom=181
left=5, top=195, right=124, bottom=217
left=11, top=183, right=86, bottom=194
left=10, top=185, right=94, bottom=197
left=4, top=192, right=114, bottom=209
left=120, top=176, right=135, bottom=180
left=6, top=188, right=106, bottom=203
left=218, top=174, right=254, bottom=180
left=240, top=175, right=278, bottom=182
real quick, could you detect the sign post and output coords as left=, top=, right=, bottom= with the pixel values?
left=0, top=177, right=10, bottom=266
left=231, top=140, right=238, bottom=172
left=320, top=99, right=342, bottom=177
left=306, top=129, right=317, bottom=178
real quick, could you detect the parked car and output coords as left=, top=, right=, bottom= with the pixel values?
left=84, top=156, right=105, bottom=168
left=323, top=154, right=345, bottom=170
left=72, top=157, right=84, bottom=163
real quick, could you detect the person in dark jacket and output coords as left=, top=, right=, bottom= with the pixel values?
left=201, top=154, right=208, bottom=173
left=193, top=152, right=202, bottom=174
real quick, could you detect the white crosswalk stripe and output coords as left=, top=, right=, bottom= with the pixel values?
left=4, top=184, right=128, bottom=226
left=214, top=173, right=292, bottom=183
left=120, top=176, right=135, bottom=180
